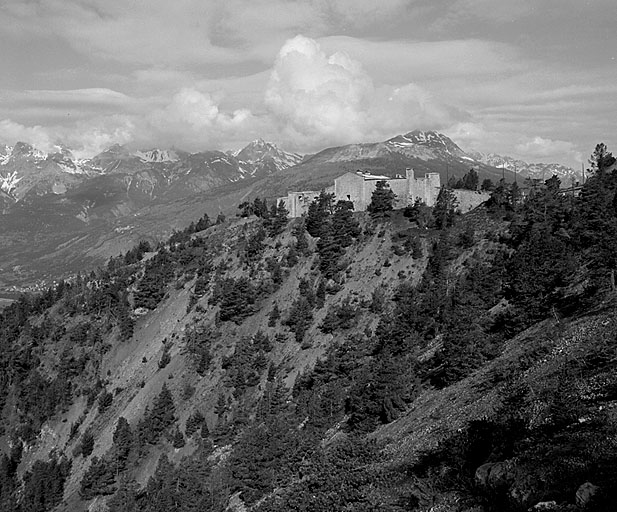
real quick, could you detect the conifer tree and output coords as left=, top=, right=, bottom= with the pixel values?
left=368, top=180, right=396, bottom=216
left=589, top=142, right=615, bottom=174
left=268, top=303, right=281, bottom=326
left=331, top=200, right=361, bottom=248
left=268, top=200, right=289, bottom=237
left=462, top=168, right=479, bottom=190
left=434, top=186, right=459, bottom=229
left=292, top=220, right=309, bottom=255
left=306, top=190, right=335, bottom=237
left=107, top=477, right=139, bottom=512
left=140, top=384, right=176, bottom=445
left=481, top=178, right=494, bottom=191
left=112, top=417, right=133, bottom=469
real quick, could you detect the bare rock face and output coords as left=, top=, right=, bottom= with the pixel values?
left=575, top=482, right=600, bottom=508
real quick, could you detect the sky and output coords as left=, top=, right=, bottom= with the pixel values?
left=0, top=0, right=615, bottom=166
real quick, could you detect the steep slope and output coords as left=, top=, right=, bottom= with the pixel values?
left=3, top=162, right=617, bottom=512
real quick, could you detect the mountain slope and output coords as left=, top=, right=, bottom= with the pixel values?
left=234, top=139, right=303, bottom=176
left=250, top=130, right=517, bottom=197
left=470, top=151, right=580, bottom=183
left=0, top=131, right=576, bottom=297
left=2, top=166, right=617, bottom=511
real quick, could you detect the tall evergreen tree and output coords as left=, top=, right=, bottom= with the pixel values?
left=112, top=417, right=133, bottom=470
left=433, top=186, right=459, bottom=229
left=306, top=190, right=335, bottom=237
left=462, top=168, right=479, bottom=190
left=268, top=200, right=289, bottom=237
left=368, top=180, right=396, bottom=216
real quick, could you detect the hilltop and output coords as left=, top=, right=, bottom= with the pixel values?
left=0, top=130, right=576, bottom=296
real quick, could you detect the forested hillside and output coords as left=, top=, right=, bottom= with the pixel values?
left=1, top=144, right=617, bottom=512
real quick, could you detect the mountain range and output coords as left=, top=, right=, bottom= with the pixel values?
left=0, top=130, right=578, bottom=295
left=0, top=139, right=303, bottom=202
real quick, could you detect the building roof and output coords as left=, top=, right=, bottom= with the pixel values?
left=337, top=170, right=398, bottom=181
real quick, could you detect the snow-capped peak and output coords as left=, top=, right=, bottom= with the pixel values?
left=234, top=139, right=303, bottom=174
left=12, top=142, right=48, bottom=161
left=470, top=151, right=579, bottom=182
left=133, top=149, right=180, bottom=163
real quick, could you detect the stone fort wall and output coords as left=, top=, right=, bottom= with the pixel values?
left=279, top=168, right=489, bottom=217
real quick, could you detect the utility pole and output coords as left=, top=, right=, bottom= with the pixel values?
left=581, top=162, right=585, bottom=184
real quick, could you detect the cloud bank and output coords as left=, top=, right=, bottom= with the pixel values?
left=0, top=22, right=613, bottom=166
left=265, top=35, right=456, bottom=150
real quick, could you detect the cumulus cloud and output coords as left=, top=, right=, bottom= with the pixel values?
left=0, top=116, right=135, bottom=159
left=0, top=120, right=55, bottom=153
left=515, top=136, right=582, bottom=163
left=265, top=35, right=456, bottom=150
left=65, top=117, right=136, bottom=159
left=147, top=88, right=253, bottom=148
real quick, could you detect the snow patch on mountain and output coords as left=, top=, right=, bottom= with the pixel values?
left=235, top=139, right=303, bottom=174
left=133, top=149, right=179, bottom=163
left=470, top=151, right=579, bottom=183
left=0, top=146, right=13, bottom=166
left=0, top=170, right=22, bottom=196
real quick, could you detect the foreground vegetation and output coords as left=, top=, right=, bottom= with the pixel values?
left=0, top=145, right=617, bottom=511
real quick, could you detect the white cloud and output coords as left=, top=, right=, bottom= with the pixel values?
left=22, top=88, right=131, bottom=107
left=65, top=117, right=136, bottom=159
left=265, top=35, right=456, bottom=150
left=146, top=88, right=253, bottom=149
left=0, top=120, right=55, bottom=153
left=515, top=136, right=582, bottom=163
left=0, top=116, right=135, bottom=159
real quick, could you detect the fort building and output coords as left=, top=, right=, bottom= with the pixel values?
left=279, top=168, right=488, bottom=217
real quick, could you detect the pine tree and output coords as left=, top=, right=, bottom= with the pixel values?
left=112, top=417, right=133, bottom=469
left=80, top=430, right=95, bottom=457
left=481, top=178, right=494, bottom=191
left=368, top=180, right=396, bottom=216
left=589, top=142, right=616, bottom=174
left=107, top=477, right=139, bottom=512
left=292, top=220, right=309, bottom=255
left=185, top=409, right=206, bottom=437
left=331, top=200, right=361, bottom=248
left=79, top=457, right=116, bottom=498
left=433, top=186, right=459, bottom=229
left=140, top=384, right=176, bottom=445
left=268, top=303, right=281, bottom=326
left=268, top=200, right=289, bottom=237
left=462, top=169, right=479, bottom=190
left=317, top=224, right=344, bottom=278
left=306, top=190, right=334, bottom=237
